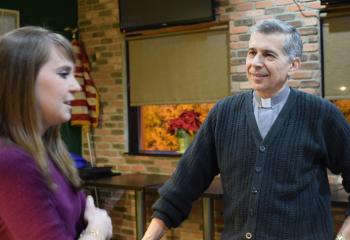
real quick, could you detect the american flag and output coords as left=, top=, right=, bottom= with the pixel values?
left=70, top=39, right=100, bottom=132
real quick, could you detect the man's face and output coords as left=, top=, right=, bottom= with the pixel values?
left=246, top=32, right=300, bottom=98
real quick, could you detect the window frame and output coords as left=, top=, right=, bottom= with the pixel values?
left=125, top=27, right=229, bottom=156
left=126, top=42, right=181, bottom=156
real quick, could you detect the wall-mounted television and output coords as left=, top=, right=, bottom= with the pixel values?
left=118, top=0, right=215, bottom=32
left=321, top=0, right=350, bottom=5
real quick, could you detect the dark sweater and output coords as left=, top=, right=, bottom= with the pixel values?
left=153, top=88, right=350, bottom=240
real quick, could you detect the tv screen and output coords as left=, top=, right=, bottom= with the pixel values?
left=321, top=0, right=350, bottom=5
left=118, top=0, right=215, bottom=32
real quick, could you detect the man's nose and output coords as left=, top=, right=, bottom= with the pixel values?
left=252, top=54, right=263, bottom=66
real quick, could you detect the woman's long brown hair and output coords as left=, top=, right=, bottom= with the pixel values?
left=0, top=26, right=81, bottom=189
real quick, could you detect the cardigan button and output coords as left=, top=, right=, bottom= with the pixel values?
left=255, top=166, right=262, bottom=172
left=245, top=232, right=253, bottom=239
left=252, top=187, right=258, bottom=194
left=259, top=145, right=266, bottom=152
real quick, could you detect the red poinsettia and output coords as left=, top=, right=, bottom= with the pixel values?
left=168, top=110, right=202, bottom=136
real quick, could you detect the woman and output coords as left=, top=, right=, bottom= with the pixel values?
left=0, top=26, right=112, bottom=239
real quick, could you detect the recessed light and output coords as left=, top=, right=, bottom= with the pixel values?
left=339, top=86, right=347, bottom=91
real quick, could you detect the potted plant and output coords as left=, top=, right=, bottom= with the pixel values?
left=168, top=110, right=202, bottom=153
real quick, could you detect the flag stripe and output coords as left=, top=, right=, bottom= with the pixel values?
left=70, top=39, right=100, bottom=130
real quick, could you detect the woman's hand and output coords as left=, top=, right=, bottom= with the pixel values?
left=336, top=216, right=350, bottom=240
left=81, top=195, right=113, bottom=240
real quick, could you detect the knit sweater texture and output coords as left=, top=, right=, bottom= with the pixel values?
left=0, top=139, right=86, bottom=239
left=153, top=88, right=350, bottom=240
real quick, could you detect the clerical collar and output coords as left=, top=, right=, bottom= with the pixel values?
left=253, top=85, right=290, bottom=109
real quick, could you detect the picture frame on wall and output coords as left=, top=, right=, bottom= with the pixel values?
left=0, top=8, right=20, bottom=35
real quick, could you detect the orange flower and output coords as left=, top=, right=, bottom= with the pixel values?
left=140, top=103, right=213, bottom=151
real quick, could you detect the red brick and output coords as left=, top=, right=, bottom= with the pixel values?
left=303, top=43, right=319, bottom=52
left=300, top=80, right=320, bottom=88
left=256, top=1, right=274, bottom=9
left=246, top=9, right=265, bottom=17
left=130, top=165, right=146, bottom=172
left=117, top=165, right=131, bottom=172
left=276, top=0, right=294, bottom=5
left=296, top=10, right=318, bottom=17
left=299, top=27, right=318, bottom=36
left=301, top=62, right=320, bottom=70
left=95, top=143, right=112, bottom=149
left=300, top=88, right=320, bottom=95
left=95, top=129, right=112, bottom=135
left=218, top=14, right=230, bottom=22
left=307, top=35, right=318, bottom=43
left=265, top=7, right=285, bottom=15
left=304, top=17, right=318, bottom=26
left=216, top=7, right=226, bottom=14
left=230, top=65, right=246, bottom=73
left=229, top=41, right=248, bottom=49
left=229, top=11, right=245, bottom=20
left=230, top=34, right=239, bottom=42
left=306, top=1, right=322, bottom=9
left=290, top=70, right=313, bottom=79
left=230, top=81, right=241, bottom=92
left=229, top=0, right=245, bottom=3
left=236, top=2, right=254, bottom=11
left=287, top=4, right=305, bottom=11
left=287, top=79, right=301, bottom=88
left=240, top=81, right=252, bottom=90
left=229, top=25, right=249, bottom=34
left=255, top=15, right=274, bottom=23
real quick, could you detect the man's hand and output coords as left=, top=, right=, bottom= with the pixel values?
left=142, top=218, right=168, bottom=240
left=336, top=216, right=350, bottom=240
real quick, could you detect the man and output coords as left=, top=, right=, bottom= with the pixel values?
left=142, top=19, right=350, bottom=240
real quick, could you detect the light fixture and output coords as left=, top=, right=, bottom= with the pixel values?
left=339, top=86, right=347, bottom=91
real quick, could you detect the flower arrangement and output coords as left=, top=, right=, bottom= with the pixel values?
left=168, top=110, right=202, bottom=137
left=140, top=104, right=213, bottom=151
left=332, top=99, right=350, bottom=123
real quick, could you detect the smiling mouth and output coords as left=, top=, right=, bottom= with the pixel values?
left=251, top=73, right=268, bottom=77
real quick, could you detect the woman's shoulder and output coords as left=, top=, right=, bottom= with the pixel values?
left=0, top=138, right=31, bottom=159
left=0, top=138, right=38, bottom=174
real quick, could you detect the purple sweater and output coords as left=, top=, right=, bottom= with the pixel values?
left=0, top=139, right=86, bottom=240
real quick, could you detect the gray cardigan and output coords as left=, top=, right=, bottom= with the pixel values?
left=153, top=88, right=350, bottom=240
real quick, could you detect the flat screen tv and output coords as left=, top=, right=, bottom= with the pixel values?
left=118, top=0, right=215, bottom=32
left=321, top=0, right=350, bottom=5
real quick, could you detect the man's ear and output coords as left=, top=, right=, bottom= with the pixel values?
left=289, top=57, right=301, bottom=73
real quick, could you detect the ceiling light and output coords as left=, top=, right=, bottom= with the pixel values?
left=339, top=86, right=347, bottom=91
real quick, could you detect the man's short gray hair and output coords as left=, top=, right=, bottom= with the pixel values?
left=252, top=19, right=303, bottom=61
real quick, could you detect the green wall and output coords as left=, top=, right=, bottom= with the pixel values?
left=0, top=0, right=77, bottom=36
left=0, top=0, right=82, bottom=155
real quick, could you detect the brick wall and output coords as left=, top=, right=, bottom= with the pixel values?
left=221, top=0, right=323, bottom=95
left=77, top=0, right=323, bottom=169
left=77, top=0, right=346, bottom=239
left=78, top=0, right=125, bottom=166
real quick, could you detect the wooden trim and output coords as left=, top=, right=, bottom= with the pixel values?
left=320, top=5, right=350, bottom=17
left=125, top=20, right=229, bottom=39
